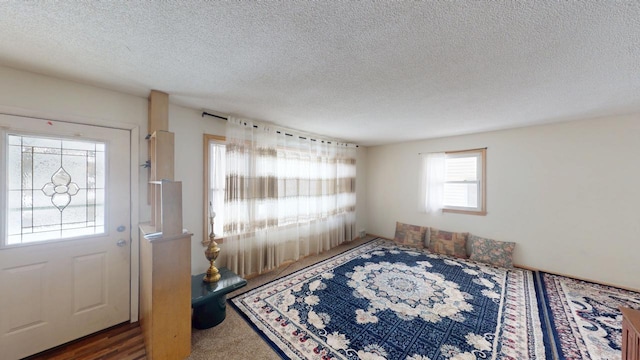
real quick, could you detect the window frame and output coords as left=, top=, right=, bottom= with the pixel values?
left=442, top=148, right=486, bottom=216
left=202, top=134, right=225, bottom=245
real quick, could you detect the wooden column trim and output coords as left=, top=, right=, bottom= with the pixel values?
left=148, top=90, right=169, bottom=133
left=147, top=90, right=169, bottom=204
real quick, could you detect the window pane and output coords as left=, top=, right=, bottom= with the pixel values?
left=5, top=134, right=106, bottom=245
left=444, top=183, right=478, bottom=208
left=445, top=156, right=477, bottom=181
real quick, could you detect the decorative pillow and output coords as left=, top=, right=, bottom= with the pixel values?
left=428, top=228, right=468, bottom=258
left=468, top=234, right=516, bottom=268
left=394, top=222, right=427, bottom=249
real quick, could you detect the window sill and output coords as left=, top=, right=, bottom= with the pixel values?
left=443, top=208, right=487, bottom=216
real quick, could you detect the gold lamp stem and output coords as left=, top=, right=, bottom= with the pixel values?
left=204, top=205, right=221, bottom=283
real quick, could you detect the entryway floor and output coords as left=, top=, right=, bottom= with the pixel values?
left=23, top=322, right=146, bottom=360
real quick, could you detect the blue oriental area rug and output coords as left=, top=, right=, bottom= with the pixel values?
left=231, top=239, right=547, bottom=359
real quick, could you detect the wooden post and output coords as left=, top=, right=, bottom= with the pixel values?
left=148, top=90, right=169, bottom=133
left=147, top=90, right=169, bottom=205
left=140, top=225, right=192, bottom=360
left=140, top=90, right=191, bottom=358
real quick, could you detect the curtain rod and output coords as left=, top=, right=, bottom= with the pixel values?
left=202, top=111, right=358, bottom=147
left=202, top=111, right=228, bottom=121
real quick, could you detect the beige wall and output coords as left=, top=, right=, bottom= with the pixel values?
left=366, top=115, right=640, bottom=290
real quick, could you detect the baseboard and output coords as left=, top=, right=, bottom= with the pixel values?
left=366, top=233, right=392, bottom=241
left=515, top=264, right=639, bottom=293
left=242, top=237, right=369, bottom=280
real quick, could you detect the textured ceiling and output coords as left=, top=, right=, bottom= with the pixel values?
left=0, top=1, right=638, bottom=146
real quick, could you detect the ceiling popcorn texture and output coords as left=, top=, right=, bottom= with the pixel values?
left=0, top=1, right=638, bottom=145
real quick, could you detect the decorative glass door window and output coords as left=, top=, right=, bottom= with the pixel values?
left=6, top=134, right=105, bottom=245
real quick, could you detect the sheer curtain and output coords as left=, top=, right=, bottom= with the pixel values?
left=419, top=152, right=446, bottom=214
left=224, top=117, right=357, bottom=277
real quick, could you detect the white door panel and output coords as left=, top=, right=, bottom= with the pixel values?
left=0, top=114, right=131, bottom=359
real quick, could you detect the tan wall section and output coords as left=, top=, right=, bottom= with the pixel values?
left=365, top=115, right=640, bottom=290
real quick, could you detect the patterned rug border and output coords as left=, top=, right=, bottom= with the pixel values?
left=230, top=298, right=292, bottom=359
left=228, top=238, right=382, bottom=360
left=533, top=271, right=561, bottom=360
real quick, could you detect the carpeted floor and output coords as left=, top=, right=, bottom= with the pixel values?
left=188, top=236, right=374, bottom=360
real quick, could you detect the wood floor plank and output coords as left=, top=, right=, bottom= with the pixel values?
left=71, top=326, right=140, bottom=358
left=24, top=322, right=146, bottom=360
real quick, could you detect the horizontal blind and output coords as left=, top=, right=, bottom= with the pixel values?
left=445, top=157, right=477, bottom=181
left=444, top=183, right=478, bottom=207
left=444, top=154, right=479, bottom=208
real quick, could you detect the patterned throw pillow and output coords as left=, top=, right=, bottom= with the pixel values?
left=468, top=234, right=516, bottom=268
left=428, top=228, right=469, bottom=258
left=394, top=222, right=427, bottom=249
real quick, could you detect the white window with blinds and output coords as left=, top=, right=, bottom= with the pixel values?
left=443, top=148, right=486, bottom=214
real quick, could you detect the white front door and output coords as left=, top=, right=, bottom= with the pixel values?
left=0, top=115, right=131, bottom=360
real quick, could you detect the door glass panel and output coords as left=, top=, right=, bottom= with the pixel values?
left=6, top=134, right=106, bottom=245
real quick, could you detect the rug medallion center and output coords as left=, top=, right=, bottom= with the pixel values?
left=347, top=261, right=473, bottom=322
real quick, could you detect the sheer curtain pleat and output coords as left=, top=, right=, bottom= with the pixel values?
left=223, top=117, right=357, bottom=277
left=419, top=152, right=446, bottom=214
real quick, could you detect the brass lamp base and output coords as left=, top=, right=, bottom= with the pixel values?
left=203, top=263, right=221, bottom=283
left=203, top=237, right=221, bottom=283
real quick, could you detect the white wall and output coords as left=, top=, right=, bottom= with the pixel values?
left=366, top=115, right=640, bottom=290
